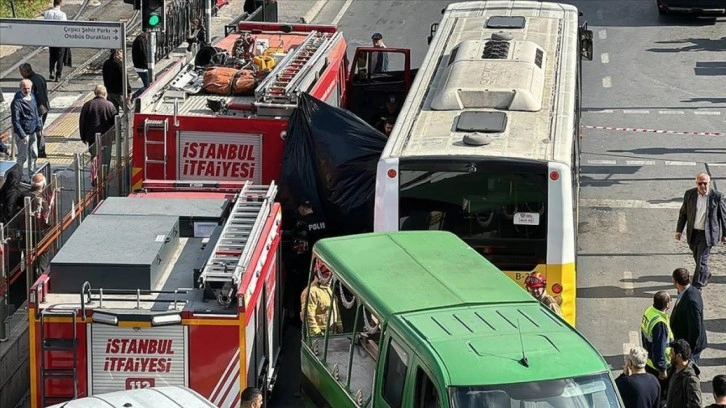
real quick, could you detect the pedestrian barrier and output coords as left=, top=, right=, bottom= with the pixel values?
left=0, top=115, right=130, bottom=340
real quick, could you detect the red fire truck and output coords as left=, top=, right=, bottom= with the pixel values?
left=27, top=180, right=283, bottom=408
left=131, top=21, right=414, bottom=191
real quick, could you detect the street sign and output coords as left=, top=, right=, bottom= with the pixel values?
left=0, top=19, right=124, bottom=49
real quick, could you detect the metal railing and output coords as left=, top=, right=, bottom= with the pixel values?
left=0, top=114, right=130, bottom=340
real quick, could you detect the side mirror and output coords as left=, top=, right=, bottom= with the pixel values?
left=580, top=28, right=593, bottom=61
left=428, top=23, right=439, bottom=45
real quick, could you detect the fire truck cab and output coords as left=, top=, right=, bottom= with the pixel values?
left=132, top=21, right=414, bottom=191
left=28, top=181, right=282, bottom=408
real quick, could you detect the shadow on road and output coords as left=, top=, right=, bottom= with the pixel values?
left=647, top=37, right=726, bottom=53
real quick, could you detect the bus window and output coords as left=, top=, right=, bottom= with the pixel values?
left=344, top=302, right=379, bottom=405
left=415, top=368, right=441, bottom=408
left=382, top=339, right=409, bottom=408
left=321, top=277, right=351, bottom=384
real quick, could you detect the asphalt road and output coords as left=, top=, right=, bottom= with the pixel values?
left=271, top=0, right=726, bottom=406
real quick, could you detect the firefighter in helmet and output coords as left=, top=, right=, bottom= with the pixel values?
left=524, top=272, right=563, bottom=317
left=301, top=260, right=343, bottom=336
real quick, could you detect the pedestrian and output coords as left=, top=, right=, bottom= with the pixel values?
left=675, top=172, right=726, bottom=289
left=11, top=79, right=42, bottom=179
left=24, top=173, right=52, bottom=275
left=640, top=290, right=673, bottom=399
left=302, top=261, right=342, bottom=337
left=44, top=0, right=67, bottom=81
left=102, top=49, right=129, bottom=112
left=19, top=64, right=49, bottom=158
left=523, top=271, right=564, bottom=317
left=382, top=115, right=396, bottom=137
left=669, top=267, right=707, bottom=364
left=706, top=374, right=726, bottom=408
left=131, top=32, right=150, bottom=100
left=370, top=33, right=388, bottom=74
left=79, top=85, right=117, bottom=155
left=0, top=168, right=26, bottom=224
left=615, top=346, right=660, bottom=408
left=240, top=387, right=263, bottom=408
left=187, top=18, right=207, bottom=52
left=373, top=94, right=400, bottom=130
left=665, top=339, right=702, bottom=408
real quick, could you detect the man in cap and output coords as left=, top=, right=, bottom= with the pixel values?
left=370, top=33, right=388, bottom=74
left=373, top=94, right=400, bottom=131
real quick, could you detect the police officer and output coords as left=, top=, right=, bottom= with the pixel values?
left=302, top=262, right=342, bottom=336
left=524, top=272, right=563, bottom=317
left=641, top=290, right=673, bottom=401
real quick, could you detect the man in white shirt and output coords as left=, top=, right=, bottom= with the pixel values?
left=44, top=0, right=68, bottom=81
left=675, top=172, right=726, bottom=289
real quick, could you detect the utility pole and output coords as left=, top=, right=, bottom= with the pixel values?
left=204, top=0, right=212, bottom=45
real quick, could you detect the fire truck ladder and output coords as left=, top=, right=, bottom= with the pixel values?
left=39, top=308, right=79, bottom=407
left=255, top=30, right=333, bottom=104
left=143, top=118, right=169, bottom=180
left=198, top=181, right=277, bottom=306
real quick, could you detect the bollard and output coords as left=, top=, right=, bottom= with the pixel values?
left=115, top=115, right=123, bottom=196
left=0, top=223, right=7, bottom=341
left=74, top=152, right=83, bottom=225
left=51, top=173, right=62, bottom=252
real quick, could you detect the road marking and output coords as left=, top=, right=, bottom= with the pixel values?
left=598, top=29, right=607, bottom=40
left=44, top=93, right=84, bottom=129
left=658, top=110, right=685, bottom=115
left=709, top=163, right=726, bottom=167
left=590, top=109, right=614, bottom=113
left=582, top=124, right=725, bottom=137
left=617, top=212, right=627, bottom=234
left=625, top=160, right=655, bottom=166
left=623, top=271, right=634, bottom=296
left=602, top=76, right=612, bottom=88
left=623, top=109, right=650, bottom=114
left=586, top=159, right=617, bottom=165
left=580, top=199, right=681, bottom=209
left=331, top=0, right=354, bottom=25
left=600, top=53, right=609, bottom=64
left=664, top=161, right=696, bottom=166
left=694, top=111, right=721, bottom=115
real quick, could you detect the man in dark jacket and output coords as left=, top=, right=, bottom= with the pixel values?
left=79, top=85, right=117, bottom=155
left=11, top=79, right=42, bottom=180
left=670, top=268, right=707, bottom=364
left=707, top=375, right=726, bottom=408
left=665, top=339, right=701, bottom=407
left=131, top=33, right=149, bottom=99
left=615, top=346, right=660, bottom=408
left=19, top=63, right=50, bottom=158
left=102, top=49, right=129, bottom=112
left=675, top=172, right=726, bottom=288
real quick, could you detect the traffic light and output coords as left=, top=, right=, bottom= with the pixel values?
left=142, top=0, right=165, bottom=31
left=122, top=0, right=141, bottom=10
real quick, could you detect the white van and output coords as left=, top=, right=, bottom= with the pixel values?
left=45, top=386, right=217, bottom=408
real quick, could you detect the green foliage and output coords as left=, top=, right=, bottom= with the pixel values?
left=0, top=0, right=49, bottom=19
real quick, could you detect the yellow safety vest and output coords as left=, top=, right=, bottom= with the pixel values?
left=640, top=306, right=673, bottom=370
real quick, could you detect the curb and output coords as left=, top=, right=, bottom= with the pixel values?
left=300, top=0, right=328, bottom=23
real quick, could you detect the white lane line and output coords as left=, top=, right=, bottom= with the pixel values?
left=580, top=199, right=681, bottom=209
left=598, top=29, right=607, bottom=40
left=586, top=159, right=617, bottom=165
left=709, top=163, right=726, bottom=167
left=625, top=160, right=655, bottom=165
left=600, top=53, right=609, bottom=64
left=665, top=161, right=696, bottom=166
left=623, top=109, right=650, bottom=114
left=623, top=271, right=634, bottom=296
left=590, top=109, right=614, bottom=113
left=331, top=0, right=354, bottom=25
left=602, top=76, right=612, bottom=88
left=658, top=110, right=685, bottom=115
left=694, top=111, right=721, bottom=115
left=617, top=212, right=627, bottom=234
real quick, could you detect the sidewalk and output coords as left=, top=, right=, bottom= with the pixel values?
left=34, top=0, right=328, bottom=167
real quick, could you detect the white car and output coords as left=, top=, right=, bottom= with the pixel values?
left=46, top=386, right=217, bottom=408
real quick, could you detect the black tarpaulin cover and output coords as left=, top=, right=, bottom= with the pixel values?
left=280, top=93, right=387, bottom=236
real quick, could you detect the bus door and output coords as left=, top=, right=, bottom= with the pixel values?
left=345, top=47, right=415, bottom=128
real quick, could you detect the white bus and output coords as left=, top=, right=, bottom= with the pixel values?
left=374, top=1, right=593, bottom=326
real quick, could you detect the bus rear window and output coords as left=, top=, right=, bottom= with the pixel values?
left=449, top=373, right=620, bottom=408
left=398, top=162, right=547, bottom=270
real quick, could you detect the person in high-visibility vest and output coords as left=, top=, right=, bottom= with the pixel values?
left=641, top=290, right=673, bottom=400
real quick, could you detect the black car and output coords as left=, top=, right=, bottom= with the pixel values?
left=657, top=0, right=726, bottom=15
